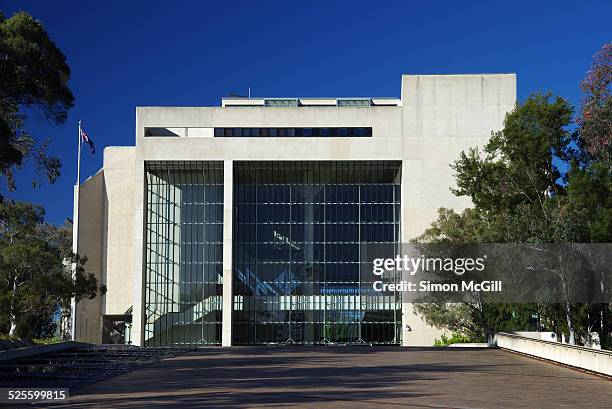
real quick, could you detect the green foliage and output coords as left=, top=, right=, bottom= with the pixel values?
left=564, top=162, right=612, bottom=243
left=32, top=337, right=61, bottom=345
left=415, top=302, right=540, bottom=341
left=577, top=43, right=611, bottom=165
left=0, top=336, right=61, bottom=345
left=433, top=332, right=481, bottom=347
left=452, top=93, right=574, bottom=215
left=16, top=302, right=57, bottom=338
left=414, top=66, right=611, bottom=346
left=417, top=94, right=587, bottom=245
left=0, top=200, right=106, bottom=337
left=415, top=303, right=482, bottom=340
left=0, top=11, right=74, bottom=192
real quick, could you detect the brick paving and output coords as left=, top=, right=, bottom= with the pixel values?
left=54, top=346, right=612, bottom=408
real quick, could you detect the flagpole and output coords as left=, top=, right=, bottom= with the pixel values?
left=77, top=120, right=81, bottom=186
left=70, top=121, right=82, bottom=341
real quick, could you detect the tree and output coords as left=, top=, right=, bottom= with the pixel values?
left=577, top=43, right=611, bottom=166
left=415, top=43, right=612, bottom=345
left=414, top=93, right=592, bottom=344
left=451, top=93, right=574, bottom=220
left=0, top=11, right=74, bottom=193
left=0, top=200, right=105, bottom=337
left=567, top=42, right=612, bottom=348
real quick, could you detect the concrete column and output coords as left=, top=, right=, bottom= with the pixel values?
left=131, top=159, right=145, bottom=346
left=400, top=160, right=412, bottom=347
left=222, top=160, right=234, bottom=346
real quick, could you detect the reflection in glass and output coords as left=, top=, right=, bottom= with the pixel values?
left=233, top=161, right=402, bottom=345
left=144, top=162, right=224, bottom=346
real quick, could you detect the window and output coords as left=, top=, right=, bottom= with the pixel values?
left=264, top=99, right=298, bottom=107
left=232, top=161, right=402, bottom=345
left=337, top=99, right=371, bottom=107
left=213, top=127, right=373, bottom=137
left=144, top=161, right=224, bottom=346
left=145, top=127, right=182, bottom=137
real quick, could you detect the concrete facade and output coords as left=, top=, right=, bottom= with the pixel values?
left=74, top=73, right=516, bottom=346
left=73, top=171, right=104, bottom=343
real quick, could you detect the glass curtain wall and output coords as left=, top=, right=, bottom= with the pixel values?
left=233, top=161, right=402, bottom=345
left=144, top=161, right=224, bottom=346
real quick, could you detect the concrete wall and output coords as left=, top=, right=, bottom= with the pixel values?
left=74, top=171, right=104, bottom=343
left=492, top=332, right=612, bottom=376
left=101, top=147, right=136, bottom=316
left=400, top=74, right=515, bottom=238
left=513, top=331, right=558, bottom=342
left=75, top=147, right=135, bottom=343
left=399, top=74, right=515, bottom=345
left=133, top=74, right=515, bottom=242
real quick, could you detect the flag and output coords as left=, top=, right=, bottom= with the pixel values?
left=80, top=128, right=95, bottom=154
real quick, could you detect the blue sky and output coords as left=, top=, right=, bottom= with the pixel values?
left=2, top=0, right=611, bottom=224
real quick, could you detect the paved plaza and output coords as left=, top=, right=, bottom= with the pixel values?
left=57, top=347, right=612, bottom=408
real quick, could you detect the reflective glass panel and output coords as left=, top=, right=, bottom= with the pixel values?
left=144, top=161, right=224, bottom=346
left=233, top=161, right=402, bottom=345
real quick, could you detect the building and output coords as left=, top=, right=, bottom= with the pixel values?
left=73, top=73, right=516, bottom=346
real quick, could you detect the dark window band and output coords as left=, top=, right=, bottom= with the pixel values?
left=214, top=127, right=372, bottom=137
